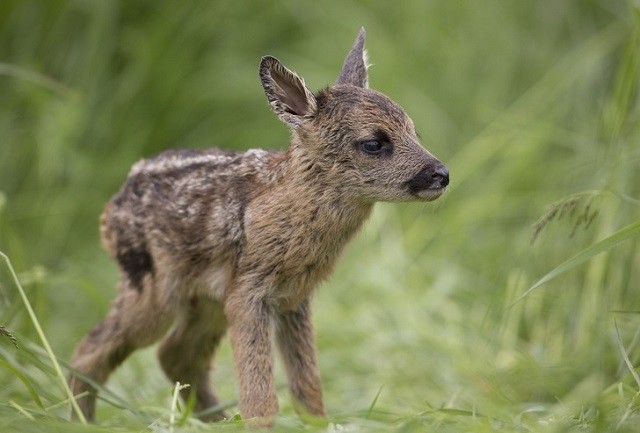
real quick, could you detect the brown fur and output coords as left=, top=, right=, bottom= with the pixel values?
left=68, top=28, right=449, bottom=427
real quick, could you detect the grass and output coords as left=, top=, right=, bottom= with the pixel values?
left=1, top=0, right=640, bottom=431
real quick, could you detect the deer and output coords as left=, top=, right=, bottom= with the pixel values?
left=68, top=28, right=449, bottom=427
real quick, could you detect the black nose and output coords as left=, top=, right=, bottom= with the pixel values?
left=405, top=163, right=450, bottom=194
left=431, top=164, right=449, bottom=187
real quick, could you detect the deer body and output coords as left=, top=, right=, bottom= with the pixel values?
left=69, top=29, right=449, bottom=426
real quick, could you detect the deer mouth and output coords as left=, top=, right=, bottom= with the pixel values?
left=413, top=186, right=447, bottom=202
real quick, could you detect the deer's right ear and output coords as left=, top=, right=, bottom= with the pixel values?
left=336, top=27, right=369, bottom=88
left=260, top=56, right=317, bottom=128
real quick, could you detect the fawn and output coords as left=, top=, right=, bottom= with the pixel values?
left=68, top=28, right=449, bottom=426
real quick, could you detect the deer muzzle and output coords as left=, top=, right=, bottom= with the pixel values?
left=405, top=162, right=449, bottom=199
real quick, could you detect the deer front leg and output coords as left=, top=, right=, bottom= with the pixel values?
left=225, top=290, right=278, bottom=426
left=276, top=299, right=325, bottom=417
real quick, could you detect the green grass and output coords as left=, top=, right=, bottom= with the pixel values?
left=1, top=0, right=640, bottom=431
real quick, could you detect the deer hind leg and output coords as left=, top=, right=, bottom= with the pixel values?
left=69, top=273, right=175, bottom=421
left=158, top=296, right=228, bottom=421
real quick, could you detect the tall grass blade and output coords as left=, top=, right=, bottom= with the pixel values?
left=614, top=319, right=640, bottom=390
left=512, top=220, right=640, bottom=305
left=366, top=385, right=384, bottom=419
left=0, top=63, right=78, bottom=99
left=0, top=358, right=44, bottom=409
left=8, top=400, right=36, bottom=421
left=614, top=319, right=640, bottom=430
left=0, top=251, right=87, bottom=424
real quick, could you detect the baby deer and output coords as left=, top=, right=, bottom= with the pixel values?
left=69, top=28, right=449, bottom=426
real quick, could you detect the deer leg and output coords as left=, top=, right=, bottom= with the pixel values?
left=158, top=297, right=228, bottom=421
left=225, top=290, right=278, bottom=427
left=275, top=299, right=325, bottom=416
left=69, top=275, right=175, bottom=421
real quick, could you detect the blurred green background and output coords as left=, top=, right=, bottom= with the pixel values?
left=1, top=1, right=639, bottom=431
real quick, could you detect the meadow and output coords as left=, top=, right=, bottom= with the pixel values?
left=1, top=1, right=639, bottom=431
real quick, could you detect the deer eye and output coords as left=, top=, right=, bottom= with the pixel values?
left=360, top=140, right=383, bottom=154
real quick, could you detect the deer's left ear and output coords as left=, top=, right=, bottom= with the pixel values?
left=336, top=27, right=369, bottom=88
left=260, top=56, right=317, bottom=128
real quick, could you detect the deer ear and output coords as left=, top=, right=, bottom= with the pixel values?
left=336, top=27, right=369, bottom=88
left=260, top=56, right=317, bottom=127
